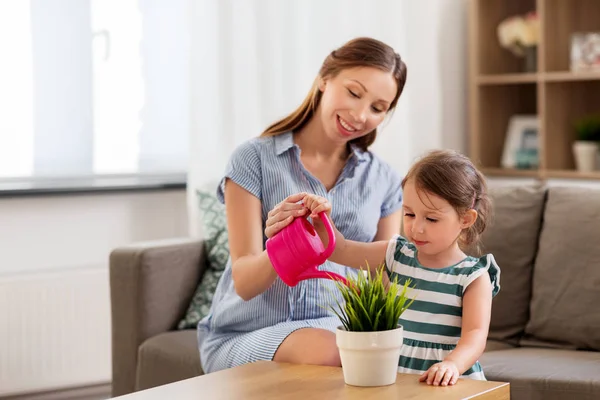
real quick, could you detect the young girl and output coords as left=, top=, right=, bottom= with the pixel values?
left=303, top=149, right=501, bottom=387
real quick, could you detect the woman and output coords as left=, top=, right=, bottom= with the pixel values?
left=198, top=37, right=408, bottom=373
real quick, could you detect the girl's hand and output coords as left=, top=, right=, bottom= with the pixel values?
left=265, top=192, right=308, bottom=238
left=419, top=361, right=460, bottom=386
left=302, top=194, right=332, bottom=219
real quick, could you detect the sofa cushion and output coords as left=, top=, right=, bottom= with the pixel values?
left=484, top=339, right=517, bottom=352
left=480, top=185, right=546, bottom=343
left=136, top=330, right=203, bottom=391
left=480, top=348, right=600, bottom=400
left=178, top=189, right=229, bottom=329
left=525, top=187, right=600, bottom=351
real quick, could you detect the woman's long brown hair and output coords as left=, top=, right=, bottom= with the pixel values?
left=260, top=37, right=407, bottom=151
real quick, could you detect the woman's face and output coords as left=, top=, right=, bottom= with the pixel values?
left=318, top=66, right=397, bottom=145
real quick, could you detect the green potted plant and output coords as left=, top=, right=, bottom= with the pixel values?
left=573, top=114, right=600, bottom=172
left=329, top=264, right=415, bottom=387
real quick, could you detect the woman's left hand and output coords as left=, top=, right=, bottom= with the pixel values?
left=419, top=360, right=460, bottom=386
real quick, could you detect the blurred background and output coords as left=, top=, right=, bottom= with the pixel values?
left=0, top=0, right=537, bottom=398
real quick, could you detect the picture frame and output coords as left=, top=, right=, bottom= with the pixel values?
left=570, top=32, right=600, bottom=72
left=501, top=115, right=540, bottom=170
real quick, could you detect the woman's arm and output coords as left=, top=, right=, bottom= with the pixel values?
left=304, top=195, right=392, bottom=272
left=224, top=179, right=277, bottom=301
left=225, top=180, right=308, bottom=301
left=373, top=209, right=403, bottom=241
left=444, top=274, right=493, bottom=373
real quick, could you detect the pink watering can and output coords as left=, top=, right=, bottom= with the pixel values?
left=266, top=212, right=350, bottom=287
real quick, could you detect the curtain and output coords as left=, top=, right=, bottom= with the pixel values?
left=0, top=0, right=190, bottom=181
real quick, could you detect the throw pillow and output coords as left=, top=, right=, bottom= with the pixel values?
left=480, top=185, right=546, bottom=343
left=177, top=189, right=229, bottom=330
left=525, top=187, right=600, bottom=351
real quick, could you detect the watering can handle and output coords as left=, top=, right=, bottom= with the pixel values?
left=318, top=211, right=336, bottom=259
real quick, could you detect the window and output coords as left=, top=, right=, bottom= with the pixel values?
left=0, top=0, right=189, bottom=187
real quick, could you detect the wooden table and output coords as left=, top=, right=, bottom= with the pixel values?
left=114, top=361, right=510, bottom=399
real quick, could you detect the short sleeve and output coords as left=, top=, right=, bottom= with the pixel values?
left=380, top=165, right=403, bottom=218
left=462, top=254, right=501, bottom=298
left=216, top=140, right=262, bottom=204
left=384, top=234, right=409, bottom=276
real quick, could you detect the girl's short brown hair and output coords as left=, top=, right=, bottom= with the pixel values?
left=401, top=150, right=492, bottom=254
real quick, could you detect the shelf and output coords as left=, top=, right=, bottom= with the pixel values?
left=545, top=80, right=600, bottom=170
left=474, top=0, right=537, bottom=75
left=477, top=73, right=538, bottom=85
left=481, top=168, right=540, bottom=178
left=474, top=84, right=537, bottom=170
left=470, top=0, right=600, bottom=182
left=544, top=0, right=600, bottom=72
left=545, top=170, right=600, bottom=180
left=483, top=169, right=600, bottom=180
left=544, top=71, right=600, bottom=82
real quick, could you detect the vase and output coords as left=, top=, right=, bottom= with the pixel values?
left=523, top=46, right=537, bottom=72
left=573, top=141, right=599, bottom=172
left=336, top=325, right=403, bottom=387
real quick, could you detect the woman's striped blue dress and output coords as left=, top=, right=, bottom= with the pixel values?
left=385, top=235, right=501, bottom=380
left=197, top=131, right=404, bottom=373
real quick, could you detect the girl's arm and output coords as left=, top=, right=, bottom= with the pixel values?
left=372, top=209, right=403, bottom=285
left=304, top=194, right=390, bottom=273
left=444, top=274, right=493, bottom=373
left=324, top=226, right=390, bottom=272
left=225, top=180, right=307, bottom=301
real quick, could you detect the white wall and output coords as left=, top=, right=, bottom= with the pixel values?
left=0, top=190, right=188, bottom=396
left=399, top=0, right=469, bottom=160
left=0, top=191, right=187, bottom=276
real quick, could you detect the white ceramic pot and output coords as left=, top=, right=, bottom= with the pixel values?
left=336, top=325, right=403, bottom=387
left=573, top=141, right=599, bottom=172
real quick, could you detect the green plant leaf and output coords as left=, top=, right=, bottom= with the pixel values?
left=325, top=262, right=417, bottom=332
left=574, top=114, right=600, bottom=142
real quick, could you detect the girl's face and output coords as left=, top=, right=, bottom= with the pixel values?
left=317, top=67, right=397, bottom=145
left=402, top=180, right=475, bottom=258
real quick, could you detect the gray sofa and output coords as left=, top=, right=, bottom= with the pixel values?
left=110, top=185, right=600, bottom=399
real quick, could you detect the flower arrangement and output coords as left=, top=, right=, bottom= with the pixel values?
left=497, top=11, right=539, bottom=57
left=329, top=263, right=415, bottom=332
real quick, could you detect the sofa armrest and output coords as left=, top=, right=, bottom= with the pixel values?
left=109, top=238, right=206, bottom=397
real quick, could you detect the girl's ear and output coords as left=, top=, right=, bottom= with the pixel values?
left=460, top=209, right=478, bottom=230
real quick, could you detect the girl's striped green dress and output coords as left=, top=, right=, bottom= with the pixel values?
left=385, top=235, right=501, bottom=380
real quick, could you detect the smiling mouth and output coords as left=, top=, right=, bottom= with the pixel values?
left=413, top=240, right=428, bottom=246
left=337, top=115, right=358, bottom=133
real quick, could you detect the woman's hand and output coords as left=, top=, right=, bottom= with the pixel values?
left=302, top=194, right=332, bottom=219
left=265, top=192, right=308, bottom=239
left=419, top=360, right=460, bottom=386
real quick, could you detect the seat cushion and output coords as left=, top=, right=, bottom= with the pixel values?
left=480, top=185, right=546, bottom=342
left=480, top=348, right=600, bottom=400
left=525, top=187, right=600, bottom=351
left=136, top=330, right=203, bottom=391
